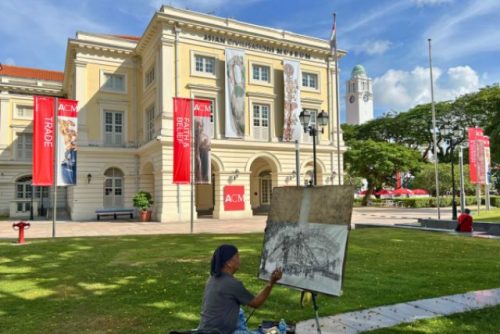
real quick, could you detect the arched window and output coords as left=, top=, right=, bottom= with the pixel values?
left=104, top=168, right=124, bottom=208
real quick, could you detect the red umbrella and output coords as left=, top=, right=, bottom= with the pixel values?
left=393, top=188, right=414, bottom=196
left=411, top=188, right=429, bottom=195
left=374, top=189, right=394, bottom=196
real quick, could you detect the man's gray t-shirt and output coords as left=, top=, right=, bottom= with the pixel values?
left=198, top=273, right=255, bottom=334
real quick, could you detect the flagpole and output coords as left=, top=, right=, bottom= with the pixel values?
left=190, top=98, right=194, bottom=234
left=52, top=98, right=58, bottom=237
left=333, top=13, right=342, bottom=185
left=428, top=38, right=441, bottom=220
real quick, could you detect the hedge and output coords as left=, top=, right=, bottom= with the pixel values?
left=393, top=196, right=500, bottom=208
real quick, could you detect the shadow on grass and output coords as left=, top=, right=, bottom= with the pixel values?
left=0, top=230, right=499, bottom=333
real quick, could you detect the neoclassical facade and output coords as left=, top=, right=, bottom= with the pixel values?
left=0, top=6, right=346, bottom=222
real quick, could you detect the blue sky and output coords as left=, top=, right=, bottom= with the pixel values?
left=1, top=0, right=499, bottom=121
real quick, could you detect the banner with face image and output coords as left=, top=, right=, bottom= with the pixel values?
left=56, top=99, right=78, bottom=186
left=193, top=99, right=212, bottom=184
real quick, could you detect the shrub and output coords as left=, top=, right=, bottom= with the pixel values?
left=132, top=191, right=154, bottom=211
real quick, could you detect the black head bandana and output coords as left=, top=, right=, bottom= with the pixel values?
left=210, top=244, right=238, bottom=277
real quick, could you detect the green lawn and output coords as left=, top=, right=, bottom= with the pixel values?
left=366, top=305, right=500, bottom=333
left=1, top=229, right=499, bottom=333
left=473, top=207, right=500, bottom=223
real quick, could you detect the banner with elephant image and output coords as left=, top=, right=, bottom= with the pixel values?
left=225, top=48, right=246, bottom=138
left=56, top=99, right=78, bottom=186
left=283, top=60, right=302, bottom=142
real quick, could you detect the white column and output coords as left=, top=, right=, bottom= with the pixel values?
left=0, top=91, right=10, bottom=156
left=74, top=61, right=88, bottom=145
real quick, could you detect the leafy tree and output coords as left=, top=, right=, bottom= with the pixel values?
left=412, top=163, right=475, bottom=197
left=345, top=140, right=422, bottom=205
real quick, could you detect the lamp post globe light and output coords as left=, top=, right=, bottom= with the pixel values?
left=299, top=109, right=329, bottom=186
left=439, top=124, right=463, bottom=220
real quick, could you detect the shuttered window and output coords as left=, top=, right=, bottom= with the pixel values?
left=104, top=110, right=123, bottom=146
left=252, top=104, right=269, bottom=141
left=16, top=133, right=32, bottom=160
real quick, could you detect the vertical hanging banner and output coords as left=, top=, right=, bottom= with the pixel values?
left=56, top=99, right=78, bottom=186
left=173, top=97, right=192, bottom=184
left=483, top=136, right=491, bottom=185
left=33, top=96, right=55, bottom=185
left=283, top=60, right=302, bottom=142
left=193, top=99, right=212, bottom=184
left=476, top=136, right=486, bottom=185
left=225, top=48, right=246, bottom=138
left=468, top=127, right=483, bottom=184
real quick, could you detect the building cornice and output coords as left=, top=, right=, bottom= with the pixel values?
left=0, top=83, right=64, bottom=97
left=136, top=6, right=346, bottom=60
left=186, top=83, right=221, bottom=92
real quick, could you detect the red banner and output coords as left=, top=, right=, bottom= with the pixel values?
left=173, top=98, right=192, bottom=184
left=468, top=128, right=483, bottom=184
left=32, top=96, right=55, bottom=186
left=193, top=99, right=212, bottom=184
left=224, top=186, right=245, bottom=211
left=56, top=99, right=78, bottom=186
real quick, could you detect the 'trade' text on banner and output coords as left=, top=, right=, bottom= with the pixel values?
left=33, top=96, right=55, bottom=186
left=173, top=98, right=192, bottom=184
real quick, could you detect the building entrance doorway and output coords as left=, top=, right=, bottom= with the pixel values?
left=104, top=168, right=124, bottom=208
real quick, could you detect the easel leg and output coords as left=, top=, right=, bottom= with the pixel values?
left=311, top=292, right=321, bottom=334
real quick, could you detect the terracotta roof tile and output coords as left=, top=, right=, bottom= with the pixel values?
left=0, top=64, right=64, bottom=82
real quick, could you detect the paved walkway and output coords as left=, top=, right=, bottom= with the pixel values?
left=296, top=288, right=500, bottom=333
left=0, top=207, right=451, bottom=240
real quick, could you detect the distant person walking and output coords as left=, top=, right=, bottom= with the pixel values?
left=456, top=208, right=473, bottom=232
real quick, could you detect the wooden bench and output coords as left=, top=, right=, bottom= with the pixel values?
left=96, top=208, right=134, bottom=220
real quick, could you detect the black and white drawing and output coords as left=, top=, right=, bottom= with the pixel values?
left=259, top=221, right=348, bottom=296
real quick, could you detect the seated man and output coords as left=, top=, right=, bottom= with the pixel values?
left=457, top=208, right=473, bottom=232
left=198, top=244, right=282, bottom=334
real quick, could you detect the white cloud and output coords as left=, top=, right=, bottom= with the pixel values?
left=423, top=1, right=500, bottom=60
left=2, top=58, right=16, bottom=66
left=412, top=0, right=452, bottom=6
left=373, top=65, right=480, bottom=111
left=353, top=40, right=392, bottom=55
left=343, top=2, right=408, bottom=34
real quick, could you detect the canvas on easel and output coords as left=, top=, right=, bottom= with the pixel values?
left=258, top=186, right=354, bottom=296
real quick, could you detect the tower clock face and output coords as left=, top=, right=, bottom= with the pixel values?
left=363, top=93, right=369, bottom=102
left=349, top=95, right=355, bottom=103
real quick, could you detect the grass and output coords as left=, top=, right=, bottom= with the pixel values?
left=365, top=305, right=500, bottom=333
left=1, top=229, right=499, bottom=333
left=473, top=207, right=500, bottom=223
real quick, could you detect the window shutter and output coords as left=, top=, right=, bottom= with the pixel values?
left=105, top=133, right=113, bottom=145
left=114, top=133, right=122, bottom=146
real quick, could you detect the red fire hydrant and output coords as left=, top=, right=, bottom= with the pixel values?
left=12, top=221, right=30, bottom=244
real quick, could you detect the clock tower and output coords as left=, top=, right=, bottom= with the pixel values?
left=346, top=64, right=373, bottom=125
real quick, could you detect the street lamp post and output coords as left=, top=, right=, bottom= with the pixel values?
left=440, top=125, right=462, bottom=220
left=299, top=109, right=329, bottom=186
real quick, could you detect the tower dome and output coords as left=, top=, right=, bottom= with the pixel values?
left=351, top=64, right=367, bottom=78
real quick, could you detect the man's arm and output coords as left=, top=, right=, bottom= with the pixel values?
left=248, top=268, right=283, bottom=309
